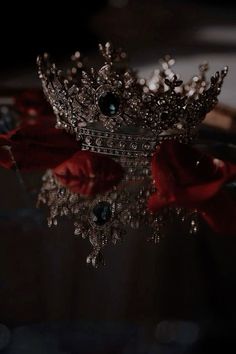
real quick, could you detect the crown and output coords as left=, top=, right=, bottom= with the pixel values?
left=38, top=170, right=199, bottom=267
left=37, top=42, right=228, bottom=158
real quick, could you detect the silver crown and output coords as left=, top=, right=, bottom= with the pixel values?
left=37, top=42, right=228, bottom=158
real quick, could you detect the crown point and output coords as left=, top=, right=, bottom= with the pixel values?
left=81, top=71, right=89, bottom=80
left=105, top=41, right=112, bottom=49
left=37, top=44, right=228, bottom=144
left=57, top=69, right=63, bottom=78
left=222, top=66, right=229, bottom=76
left=199, top=62, right=208, bottom=72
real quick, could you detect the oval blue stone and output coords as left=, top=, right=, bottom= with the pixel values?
left=98, top=92, right=120, bottom=117
left=92, top=201, right=112, bottom=226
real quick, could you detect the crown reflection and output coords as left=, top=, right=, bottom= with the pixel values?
left=38, top=170, right=199, bottom=267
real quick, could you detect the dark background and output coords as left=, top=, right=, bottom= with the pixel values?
left=1, top=0, right=236, bottom=78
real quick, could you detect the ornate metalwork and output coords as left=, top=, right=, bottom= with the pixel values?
left=38, top=42, right=227, bottom=158
left=38, top=171, right=200, bottom=267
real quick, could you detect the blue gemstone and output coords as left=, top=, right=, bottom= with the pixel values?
left=92, top=201, right=112, bottom=226
left=0, top=106, right=17, bottom=134
left=98, top=92, right=120, bottom=117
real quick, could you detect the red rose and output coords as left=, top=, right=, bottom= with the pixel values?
left=15, top=89, right=52, bottom=118
left=53, top=151, right=124, bottom=196
left=0, top=117, right=80, bottom=171
left=148, top=140, right=236, bottom=234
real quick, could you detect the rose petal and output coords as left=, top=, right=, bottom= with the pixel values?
left=151, top=141, right=236, bottom=207
left=53, top=151, right=124, bottom=196
left=148, top=192, right=173, bottom=213
left=0, top=117, right=80, bottom=171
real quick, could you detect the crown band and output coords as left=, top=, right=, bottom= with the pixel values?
left=38, top=42, right=228, bottom=155
left=57, top=122, right=190, bottom=158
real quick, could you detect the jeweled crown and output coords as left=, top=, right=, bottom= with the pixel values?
left=37, top=42, right=228, bottom=157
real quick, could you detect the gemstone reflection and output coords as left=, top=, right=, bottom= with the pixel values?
left=92, top=201, right=112, bottom=226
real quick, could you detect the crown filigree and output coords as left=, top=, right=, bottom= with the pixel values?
left=38, top=170, right=199, bottom=267
left=37, top=42, right=228, bottom=158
